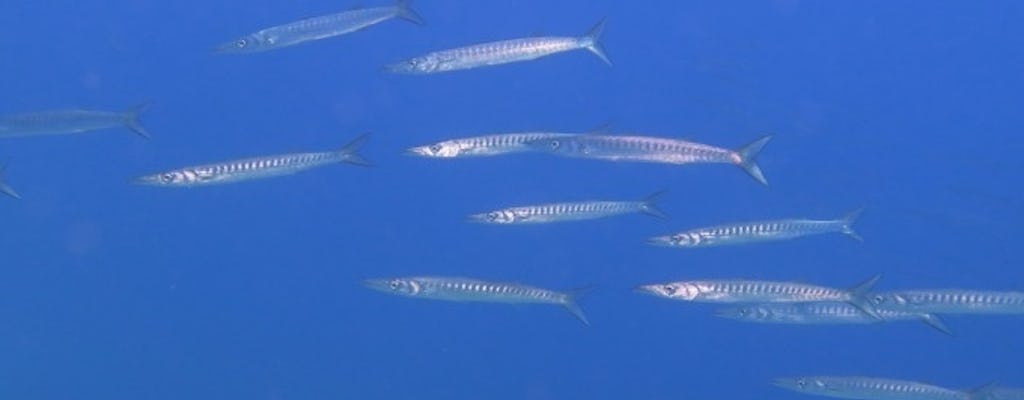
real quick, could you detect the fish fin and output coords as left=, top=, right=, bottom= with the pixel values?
left=639, top=190, right=668, bottom=219
left=338, top=133, right=372, bottom=166
left=919, top=314, right=953, bottom=336
left=734, top=135, right=772, bottom=186
left=581, top=18, right=611, bottom=66
left=966, top=382, right=998, bottom=400
left=846, top=274, right=883, bottom=320
left=839, top=207, right=865, bottom=242
left=395, top=0, right=424, bottom=25
left=0, top=163, right=21, bottom=200
left=562, top=287, right=593, bottom=326
left=123, top=102, right=152, bottom=139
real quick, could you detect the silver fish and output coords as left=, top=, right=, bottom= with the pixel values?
left=648, top=208, right=863, bottom=248
left=636, top=276, right=882, bottom=319
left=525, top=134, right=772, bottom=185
left=714, top=302, right=950, bottom=335
left=407, top=132, right=578, bottom=158
left=0, top=163, right=20, bottom=200
left=773, top=376, right=977, bottom=400
left=470, top=191, right=666, bottom=224
left=134, top=134, right=370, bottom=187
left=870, top=289, right=1024, bottom=315
left=363, top=276, right=590, bottom=325
left=0, top=104, right=150, bottom=139
left=385, top=19, right=609, bottom=74
left=216, top=0, right=423, bottom=54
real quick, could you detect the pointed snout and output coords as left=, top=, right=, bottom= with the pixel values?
left=645, top=235, right=675, bottom=247
left=131, top=174, right=161, bottom=186
left=361, top=279, right=390, bottom=292
left=633, top=284, right=660, bottom=296
left=772, top=378, right=800, bottom=390
left=405, top=146, right=431, bottom=157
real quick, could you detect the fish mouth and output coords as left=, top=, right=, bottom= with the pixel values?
left=645, top=236, right=675, bottom=246
left=361, top=279, right=391, bottom=292
left=131, top=175, right=161, bottom=186
left=712, top=308, right=740, bottom=318
left=405, top=146, right=431, bottom=157
left=772, top=378, right=799, bottom=389
left=633, top=284, right=660, bottom=295
left=466, top=213, right=491, bottom=223
left=381, top=62, right=410, bottom=74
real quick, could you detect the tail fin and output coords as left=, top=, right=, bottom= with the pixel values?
left=919, top=314, right=953, bottom=336
left=581, top=18, right=611, bottom=66
left=122, top=103, right=151, bottom=139
left=561, top=287, right=593, bottom=326
left=966, top=382, right=998, bottom=400
left=0, top=163, right=21, bottom=200
left=395, top=0, right=424, bottom=25
left=338, top=133, right=372, bottom=166
left=735, top=135, right=772, bottom=186
left=839, top=207, right=865, bottom=242
left=638, top=190, right=668, bottom=219
left=846, top=275, right=883, bottom=320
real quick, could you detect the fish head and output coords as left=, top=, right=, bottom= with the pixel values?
left=635, top=282, right=701, bottom=300
left=647, top=233, right=698, bottom=247
left=407, top=141, right=460, bottom=158
left=214, top=33, right=268, bottom=54
left=714, top=305, right=768, bottom=321
left=133, top=170, right=188, bottom=186
left=869, top=292, right=906, bottom=308
left=773, top=377, right=834, bottom=395
left=384, top=55, right=442, bottom=74
left=362, top=278, right=422, bottom=297
left=468, top=210, right=516, bottom=224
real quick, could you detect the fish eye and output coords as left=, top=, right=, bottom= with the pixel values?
left=236, top=39, right=248, bottom=48
left=549, top=140, right=560, bottom=149
left=389, top=280, right=400, bottom=290
left=663, top=285, right=676, bottom=295
left=160, top=173, right=175, bottom=183
left=429, top=144, right=443, bottom=153
left=797, top=380, right=807, bottom=388
left=487, top=212, right=501, bottom=220
left=873, top=295, right=885, bottom=304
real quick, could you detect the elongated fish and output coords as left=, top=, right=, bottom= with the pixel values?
left=714, top=302, right=951, bottom=335
left=470, top=191, right=666, bottom=224
left=0, top=163, right=20, bottom=199
left=773, top=376, right=978, bottom=400
left=134, top=134, right=370, bottom=187
left=870, top=289, right=1024, bottom=315
left=216, top=0, right=423, bottom=54
left=636, top=276, right=882, bottom=319
left=385, top=19, right=609, bottom=74
left=0, top=104, right=150, bottom=139
left=363, top=276, right=590, bottom=325
left=525, top=134, right=772, bottom=185
left=648, top=208, right=863, bottom=248
left=407, top=132, right=579, bottom=158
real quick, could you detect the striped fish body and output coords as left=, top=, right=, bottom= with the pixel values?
left=217, top=2, right=422, bottom=53
left=872, top=290, right=1024, bottom=314
left=651, top=218, right=851, bottom=248
left=668, top=280, right=852, bottom=303
left=473, top=201, right=647, bottom=224
left=774, top=376, right=969, bottom=400
left=408, top=132, right=576, bottom=158
left=0, top=109, right=144, bottom=138
left=535, top=134, right=739, bottom=165
left=718, top=302, right=928, bottom=324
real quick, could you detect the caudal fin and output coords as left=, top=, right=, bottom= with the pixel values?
left=395, top=0, right=424, bottom=25
left=839, top=207, right=865, bottom=242
left=735, top=135, right=772, bottom=186
left=581, top=18, right=611, bottom=66
left=846, top=274, right=883, bottom=320
left=638, top=190, right=668, bottom=219
left=561, top=287, right=593, bottom=326
left=0, top=163, right=21, bottom=200
left=919, top=314, right=953, bottom=336
left=122, top=103, right=151, bottom=139
left=339, top=133, right=372, bottom=166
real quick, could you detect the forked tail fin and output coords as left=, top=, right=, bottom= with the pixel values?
left=122, top=102, right=151, bottom=139
left=839, top=207, right=865, bottom=242
left=0, top=163, right=21, bottom=200
left=581, top=18, right=611, bottom=66
left=562, top=287, right=593, bottom=326
left=735, top=135, right=772, bottom=186
left=395, top=0, right=424, bottom=25
left=638, top=190, right=668, bottom=219
left=339, top=133, right=372, bottom=166
left=846, top=275, right=883, bottom=320
left=919, top=314, right=953, bottom=336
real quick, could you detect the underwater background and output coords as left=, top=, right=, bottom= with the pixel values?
left=1, top=0, right=1022, bottom=398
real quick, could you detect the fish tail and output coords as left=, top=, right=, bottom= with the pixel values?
left=395, top=0, right=424, bottom=25
left=919, top=314, right=953, bottom=336
left=581, top=18, right=611, bottom=66
left=562, top=287, right=593, bottom=326
left=846, top=274, right=883, bottom=320
left=966, top=382, right=998, bottom=400
left=338, top=133, right=372, bottom=166
left=839, top=207, right=865, bottom=242
left=0, top=163, right=21, bottom=200
left=734, top=135, right=772, bottom=186
left=638, top=190, right=668, bottom=219
left=123, top=102, right=152, bottom=139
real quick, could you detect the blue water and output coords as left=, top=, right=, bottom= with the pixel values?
left=1, top=0, right=1022, bottom=398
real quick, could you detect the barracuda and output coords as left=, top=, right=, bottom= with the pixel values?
left=648, top=208, right=863, bottom=248
left=470, top=191, right=666, bottom=224
left=0, top=104, right=150, bottom=139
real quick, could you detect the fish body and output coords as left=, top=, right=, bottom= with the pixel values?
left=470, top=191, right=666, bottom=224
left=407, top=132, right=577, bottom=158
left=135, top=134, right=370, bottom=187
left=0, top=163, right=20, bottom=199
left=773, top=376, right=970, bottom=400
left=648, top=208, right=863, bottom=248
left=715, top=302, right=950, bottom=335
left=385, top=19, right=609, bottom=74
left=363, top=276, right=590, bottom=325
left=871, top=289, right=1024, bottom=314
left=526, top=134, right=772, bottom=185
left=0, top=105, right=150, bottom=138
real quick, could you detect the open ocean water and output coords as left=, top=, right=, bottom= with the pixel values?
left=1, top=0, right=1022, bottom=399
